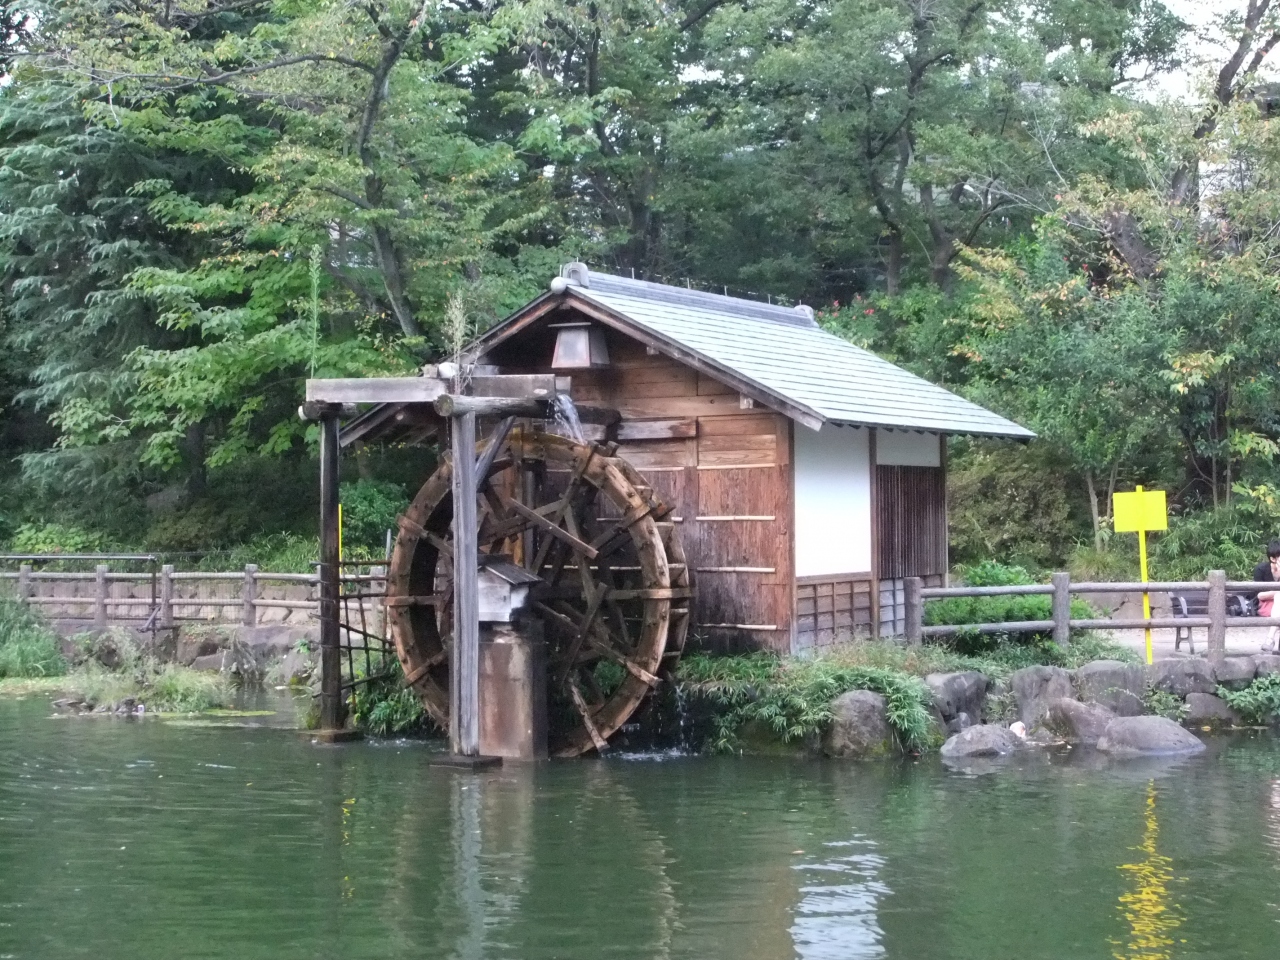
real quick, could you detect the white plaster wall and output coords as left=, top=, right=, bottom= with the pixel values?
left=874, top=429, right=941, bottom=467
left=794, top=425, right=872, bottom=576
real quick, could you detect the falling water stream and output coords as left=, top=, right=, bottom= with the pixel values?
left=548, top=392, right=586, bottom=444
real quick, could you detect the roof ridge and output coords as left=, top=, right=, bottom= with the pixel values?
left=564, top=265, right=819, bottom=329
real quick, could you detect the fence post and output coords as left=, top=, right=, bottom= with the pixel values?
left=17, top=563, right=31, bottom=607
left=160, top=564, right=174, bottom=634
left=1207, top=569, right=1226, bottom=663
left=904, top=577, right=923, bottom=646
left=242, top=563, right=258, bottom=628
left=1052, top=572, right=1071, bottom=647
left=94, top=564, right=109, bottom=631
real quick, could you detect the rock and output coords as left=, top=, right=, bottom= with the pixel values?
left=1096, top=716, right=1206, bottom=756
left=176, top=634, right=223, bottom=666
left=1212, top=656, right=1256, bottom=691
left=239, top=624, right=301, bottom=661
left=945, top=712, right=980, bottom=735
left=190, top=652, right=227, bottom=672
left=823, top=690, right=897, bottom=759
left=1184, top=692, right=1242, bottom=726
left=1255, top=655, right=1280, bottom=677
left=1073, top=660, right=1146, bottom=715
left=1040, top=698, right=1116, bottom=745
left=276, top=649, right=315, bottom=684
left=1010, top=666, right=1073, bottom=726
left=925, top=671, right=990, bottom=726
left=1147, top=658, right=1217, bottom=697
left=940, top=724, right=1024, bottom=759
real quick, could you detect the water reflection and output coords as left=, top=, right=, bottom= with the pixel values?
left=790, top=838, right=888, bottom=959
left=1111, top=782, right=1184, bottom=960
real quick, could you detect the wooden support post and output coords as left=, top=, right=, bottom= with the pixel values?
left=17, top=564, right=31, bottom=607
left=94, top=564, right=109, bottom=631
left=242, top=564, right=258, bottom=627
left=904, top=577, right=923, bottom=646
left=451, top=411, right=480, bottom=756
left=160, top=564, right=174, bottom=634
left=318, top=412, right=345, bottom=732
left=1051, top=572, right=1071, bottom=647
left=1207, top=569, right=1227, bottom=664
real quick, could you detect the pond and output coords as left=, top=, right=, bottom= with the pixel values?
left=3, top=695, right=1280, bottom=960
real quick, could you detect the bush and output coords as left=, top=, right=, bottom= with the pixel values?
left=1219, top=674, right=1280, bottom=724
left=1153, top=504, right=1270, bottom=580
left=676, top=652, right=935, bottom=752
left=0, top=599, right=66, bottom=678
left=347, top=659, right=434, bottom=736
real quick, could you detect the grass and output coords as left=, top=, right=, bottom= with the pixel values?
left=0, top=598, right=67, bottom=679
left=1219, top=674, right=1280, bottom=725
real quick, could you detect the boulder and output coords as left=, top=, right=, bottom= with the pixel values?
left=1255, top=655, right=1280, bottom=677
left=1212, top=656, right=1257, bottom=692
left=823, top=690, right=896, bottom=759
left=940, top=724, right=1024, bottom=759
left=1096, top=716, right=1206, bottom=756
left=190, top=652, right=227, bottom=672
left=1040, top=698, right=1116, bottom=745
left=239, top=624, right=304, bottom=662
left=1073, top=660, right=1145, bottom=716
left=1184, top=692, right=1242, bottom=726
left=925, top=671, right=990, bottom=726
left=1010, top=666, right=1073, bottom=726
left=1147, top=658, right=1217, bottom=697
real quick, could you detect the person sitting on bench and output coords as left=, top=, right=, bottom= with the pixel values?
left=1252, top=540, right=1280, bottom=653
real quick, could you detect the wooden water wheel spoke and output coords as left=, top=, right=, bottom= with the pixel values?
left=386, top=428, right=689, bottom=755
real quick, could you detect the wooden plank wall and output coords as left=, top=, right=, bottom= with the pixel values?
left=497, top=327, right=795, bottom=653
left=795, top=574, right=874, bottom=649
left=875, top=465, right=947, bottom=580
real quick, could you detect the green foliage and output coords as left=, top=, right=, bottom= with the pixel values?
left=9, top=522, right=110, bottom=555
left=348, top=667, right=433, bottom=737
left=1152, top=497, right=1280, bottom=581
left=1219, top=675, right=1280, bottom=725
left=1144, top=686, right=1188, bottom=722
left=339, top=480, right=408, bottom=556
left=676, top=652, right=934, bottom=752
left=67, top=629, right=230, bottom=712
left=0, top=600, right=66, bottom=678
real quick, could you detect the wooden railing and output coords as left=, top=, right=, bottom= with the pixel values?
left=0, top=562, right=383, bottom=635
left=902, top=571, right=1280, bottom=661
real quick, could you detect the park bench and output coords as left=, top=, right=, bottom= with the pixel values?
left=1168, top=588, right=1252, bottom=654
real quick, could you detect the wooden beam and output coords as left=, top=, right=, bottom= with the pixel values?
left=307, top=373, right=563, bottom=406
left=317, top=414, right=344, bottom=732
left=450, top=412, right=480, bottom=756
left=434, top=393, right=621, bottom=425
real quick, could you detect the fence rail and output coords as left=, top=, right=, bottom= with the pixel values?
left=1, top=560, right=384, bottom=636
left=904, top=570, right=1280, bottom=661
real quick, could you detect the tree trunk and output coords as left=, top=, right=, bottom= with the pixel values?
left=1085, top=470, right=1102, bottom=552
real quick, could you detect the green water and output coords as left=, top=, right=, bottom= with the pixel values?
left=4, top=697, right=1280, bottom=960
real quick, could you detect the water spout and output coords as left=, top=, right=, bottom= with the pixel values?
left=549, top=393, right=585, bottom=444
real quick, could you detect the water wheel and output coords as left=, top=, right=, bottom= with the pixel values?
left=386, top=426, right=690, bottom=756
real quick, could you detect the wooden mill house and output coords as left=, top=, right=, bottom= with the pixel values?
left=345, top=264, right=1033, bottom=654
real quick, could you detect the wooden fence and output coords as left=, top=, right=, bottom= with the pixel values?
left=0, top=562, right=384, bottom=635
left=902, top=571, right=1280, bottom=661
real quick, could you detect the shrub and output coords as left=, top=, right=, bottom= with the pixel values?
left=0, top=599, right=66, bottom=678
left=676, top=652, right=935, bottom=752
left=1219, top=674, right=1280, bottom=724
left=1152, top=504, right=1265, bottom=580
left=147, top=664, right=230, bottom=713
left=347, top=660, right=434, bottom=737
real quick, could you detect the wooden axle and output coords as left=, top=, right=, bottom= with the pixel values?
left=433, top=393, right=621, bottom=425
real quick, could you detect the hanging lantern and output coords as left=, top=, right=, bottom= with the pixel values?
left=549, top=322, right=610, bottom=370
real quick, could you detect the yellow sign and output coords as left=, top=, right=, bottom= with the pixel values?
left=1112, top=486, right=1167, bottom=665
left=1113, top=488, right=1168, bottom=533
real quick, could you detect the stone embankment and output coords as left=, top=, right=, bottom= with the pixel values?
left=824, top=655, right=1279, bottom=760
